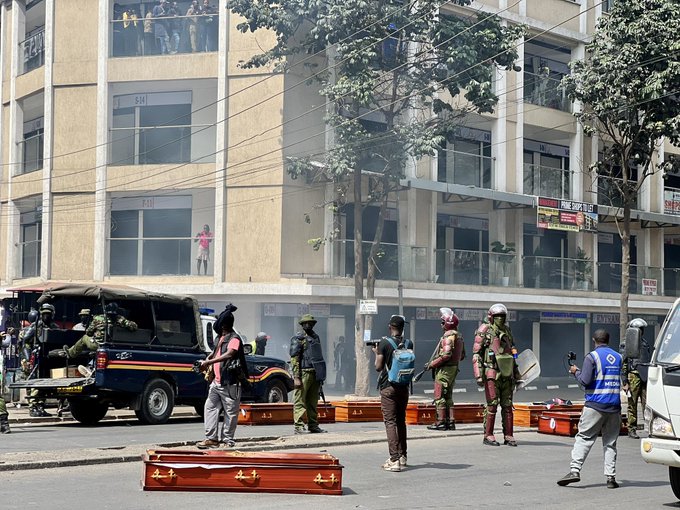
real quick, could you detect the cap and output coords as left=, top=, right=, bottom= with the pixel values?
left=78, top=308, right=91, bottom=316
left=389, top=314, right=406, bottom=329
left=298, top=314, right=317, bottom=326
left=256, top=331, right=270, bottom=340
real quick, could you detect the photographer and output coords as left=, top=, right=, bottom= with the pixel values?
left=196, top=304, right=247, bottom=449
left=557, top=329, right=623, bottom=489
left=372, top=315, right=411, bottom=472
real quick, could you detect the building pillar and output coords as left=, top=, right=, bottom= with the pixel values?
left=40, top=0, right=55, bottom=280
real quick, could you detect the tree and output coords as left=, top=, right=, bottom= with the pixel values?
left=229, top=0, right=523, bottom=395
left=563, top=0, right=680, bottom=340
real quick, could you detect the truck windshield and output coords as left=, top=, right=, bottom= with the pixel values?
left=657, top=305, right=680, bottom=365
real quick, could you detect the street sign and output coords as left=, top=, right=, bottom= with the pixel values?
left=359, top=299, right=378, bottom=314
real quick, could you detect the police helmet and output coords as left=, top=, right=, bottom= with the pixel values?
left=487, top=303, right=508, bottom=319
left=105, top=302, right=119, bottom=315
left=27, top=309, right=39, bottom=323
left=628, top=318, right=648, bottom=330
left=39, top=303, right=56, bottom=315
left=440, top=307, right=459, bottom=330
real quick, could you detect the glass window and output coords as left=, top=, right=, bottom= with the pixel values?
left=153, top=300, right=197, bottom=347
left=108, top=299, right=154, bottom=345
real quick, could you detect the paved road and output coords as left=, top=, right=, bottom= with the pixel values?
left=0, top=431, right=672, bottom=509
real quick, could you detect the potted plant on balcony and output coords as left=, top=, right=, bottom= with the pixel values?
left=572, top=246, right=593, bottom=291
left=491, top=241, right=516, bottom=286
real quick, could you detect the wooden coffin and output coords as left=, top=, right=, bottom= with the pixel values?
left=238, top=403, right=293, bottom=425
left=142, top=449, right=343, bottom=495
left=515, top=403, right=585, bottom=428
left=538, top=411, right=628, bottom=437
left=406, top=402, right=436, bottom=425
left=315, top=403, right=336, bottom=424
left=453, top=403, right=485, bottom=424
left=334, top=400, right=383, bottom=422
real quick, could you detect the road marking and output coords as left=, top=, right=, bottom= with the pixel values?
left=424, top=389, right=434, bottom=394
left=525, top=386, right=537, bottom=391
left=568, top=384, right=579, bottom=389
left=477, top=387, right=485, bottom=392
left=453, top=388, right=467, bottom=393
left=547, top=385, right=559, bottom=389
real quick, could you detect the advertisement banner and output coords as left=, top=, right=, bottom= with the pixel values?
left=537, top=197, right=598, bottom=232
left=664, top=189, right=680, bottom=216
left=642, top=279, right=658, bottom=296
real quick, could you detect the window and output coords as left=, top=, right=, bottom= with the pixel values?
left=109, top=196, right=194, bottom=276
left=437, top=128, right=492, bottom=188
left=110, top=91, right=198, bottom=165
left=20, top=209, right=41, bottom=278
left=108, top=299, right=155, bottom=344
left=19, top=117, right=44, bottom=175
left=524, top=49, right=571, bottom=112
left=523, top=140, right=570, bottom=199
left=153, top=300, right=198, bottom=347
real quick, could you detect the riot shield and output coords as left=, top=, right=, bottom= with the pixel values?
left=516, top=349, right=540, bottom=389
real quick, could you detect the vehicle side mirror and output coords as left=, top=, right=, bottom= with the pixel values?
left=243, top=343, right=253, bottom=355
left=624, top=327, right=641, bottom=359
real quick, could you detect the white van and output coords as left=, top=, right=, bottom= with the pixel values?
left=628, top=297, right=680, bottom=500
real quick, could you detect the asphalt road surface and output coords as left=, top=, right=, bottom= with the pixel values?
left=0, top=429, right=673, bottom=509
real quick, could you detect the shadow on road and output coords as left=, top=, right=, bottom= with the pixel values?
left=514, top=439, right=572, bottom=448
left=407, top=462, right=472, bottom=471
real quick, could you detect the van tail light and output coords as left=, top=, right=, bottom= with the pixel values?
left=96, top=351, right=108, bottom=370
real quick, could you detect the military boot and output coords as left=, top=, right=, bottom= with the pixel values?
left=447, top=407, right=456, bottom=431
left=483, top=410, right=499, bottom=446
left=0, top=414, right=10, bottom=434
left=501, top=406, right=517, bottom=446
left=427, top=408, right=447, bottom=430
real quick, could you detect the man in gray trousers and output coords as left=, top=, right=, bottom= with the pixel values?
left=557, top=329, right=623, bottom=489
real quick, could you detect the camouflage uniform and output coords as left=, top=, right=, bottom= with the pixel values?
left=0, top=396, right=9, bottom=433
left=428, top=329, right=465, bottom=430
left=473, top=307, right=520, bottom=447
left=20, top=317, right=56, bottom=415
left=66, top=313, right=137, bottom=358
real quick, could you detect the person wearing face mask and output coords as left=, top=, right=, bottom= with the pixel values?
left=472, top=303, right=521, bottom=447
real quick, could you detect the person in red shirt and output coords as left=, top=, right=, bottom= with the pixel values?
left=194, top=224, right=213, bottom=275
left=196, top=304, right=246, bottom=448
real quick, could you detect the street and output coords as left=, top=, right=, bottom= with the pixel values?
left=0, top=423, right=674, bottom=509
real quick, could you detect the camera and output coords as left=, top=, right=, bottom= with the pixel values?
left=364, top=337, right=384, bottom=348
left=567, top=351, right=576, bottom=366
left=192, top=360, right=203, bottom=373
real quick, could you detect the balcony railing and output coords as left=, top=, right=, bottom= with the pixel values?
left=333, top=239, right=429, bottom=282
left=522, top=255, right=594, bottom=291
left=19, top=239, right=41, bottom=278
left=523, top=71, right=570, bottom=112
left=597, top=176, right=638, bottom=209
left=108, top=236, right=208, bottom=276
left=109, top=124, right=216, bottom=165
left=17, top=132, right=44, bottom=175
left=523, top=163, right=570, bottom=199
left=111, top=13, right=219, bottom=57
left=19, top=29, right=45, bottom=75
left=598, top=262, right=662, bottom=295
left=438, top=149, right=493, bottom=189
left=434, top=249, right=518, bottom=287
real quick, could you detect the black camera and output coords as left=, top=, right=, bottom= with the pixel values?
left=192, top=360, right=203, bottom=373
left=364, top=337, right=383, bottom=348
left=567, top=351, right=576, bottom=366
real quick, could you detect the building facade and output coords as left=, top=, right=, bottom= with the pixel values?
left=0, top=0, right=676, bottom=385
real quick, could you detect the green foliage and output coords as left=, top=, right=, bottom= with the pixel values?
left=572, top=247, right=592, bottom=283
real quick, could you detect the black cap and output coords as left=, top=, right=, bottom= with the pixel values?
left=389, top=315, right=406, bottom=330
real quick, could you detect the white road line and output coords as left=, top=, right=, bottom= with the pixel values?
left=568, top=384, right=579, bottom=389
left=424, top=389, right=434, bottom=394
left=453, top=388, right=467, bottom=393
left=526, top=386, right=538, bottom=391
left=547, top=385, right=560, bottom=389
left=477, top=387, right=485, bottom=392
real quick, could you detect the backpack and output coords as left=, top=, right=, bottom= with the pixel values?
left=386, top=337, right=415, bottom=385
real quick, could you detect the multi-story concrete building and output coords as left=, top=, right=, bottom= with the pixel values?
left=0, top=0, right=677, bottom=385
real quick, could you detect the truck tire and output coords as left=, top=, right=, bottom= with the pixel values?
left=135, top=379, right=175, bottom=425
left=671, top=466, right=680, bottom=500
left=69, top=399, right=108, bottom=426
left=265, top=379, right=288, bottom=403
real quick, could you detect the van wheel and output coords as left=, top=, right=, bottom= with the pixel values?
left=135, top=379, right=174, bottom=425
left=265, top=379, right=288, bottom=403
left=671, top=466, right=680, bottom=500
left=69, top=399, right=108, bottom=426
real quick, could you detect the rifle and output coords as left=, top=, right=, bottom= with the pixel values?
left=413, top=339, right=443, bottom=383
left=319, top=382, right=327, bottom=406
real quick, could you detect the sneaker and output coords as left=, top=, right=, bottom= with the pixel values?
left=196, top=439, right=220, bottom=449
left=606, top=476, right=619, bottom=489
left=78, top=365, right=93, bottom=378
left=381, top=458, right=402, bottom=472
left=504, top=438, right=518, bottom=447
left=308, top=427, right=326, bottom=434
left=483, top=437, right=500, bottom=446
left=557, top=471, right=580, bottom=486
left=294, top=426, right=306, bottom=434
left=222, top=439, right=236, bottom=448
left=398, top=455, right=407, bottom=468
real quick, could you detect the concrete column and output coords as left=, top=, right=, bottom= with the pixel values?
left=323, top=47, right=337, bottom=277
left=514, top=35, right=525, bottom=195
left=40, top=0, right=55, bottom=280
left=532, top=321, right=540, bottom=362
left=570, top=43, right=586, bottom=203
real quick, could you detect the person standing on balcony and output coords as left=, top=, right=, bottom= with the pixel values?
left=186, top=0, right=201, bottom=53
left=122, top=7, right=140, bottom=56
left=152, top=0, right=170, bottom=55
left=194, top=224, right=213, bottom=275
left=143, top=9, right=155, bottom=55
left=201, top=0, right=217, bottom=51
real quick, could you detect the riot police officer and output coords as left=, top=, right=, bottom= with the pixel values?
left=20, top=304, right=57, bottom=417
left=472, top=303, right=521, bottom=446
left=621, top=318, right=651, bottom=439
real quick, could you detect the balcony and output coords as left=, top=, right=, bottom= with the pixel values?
left=597, top=176, right=638, bottom=209
left=522, top=255, right=593, bottom=291
left=523, top=163, right=570, bottom=199
left=437, top=149, right=493, bottom=189
left=434, top=249, right=518, bottom=287
left=111, top=14, right=219, bottom=57
left=333, top=240, right=429, bottom=282
left=17, top=132, right=44, bottom=175
left=19, top=29, right=45, bottom=75
left=598, top=262, right=663, bottom=295
left=108, top=236, right=204, bottom=276
left=523, top=71, right=570, bottom=112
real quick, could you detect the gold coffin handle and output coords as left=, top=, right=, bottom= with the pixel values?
left=235, top=469, right=260, bottom=482
left=314, top=473, right=339, bottom=485
left=151, top=468, right=177, bottom=480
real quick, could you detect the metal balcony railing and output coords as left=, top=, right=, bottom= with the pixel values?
left=523, top=163, right=570, bottom=200
left=437, top=150, right=493, bottom=189
left=333, top=239, right=429, bottom=282
left=523, top=71, right=570, bottom=112
left=17, top=132, right=44, bottom=175
left=19, top=29, right=45, bottom=75
left=597, top=176, right=638, bottom=209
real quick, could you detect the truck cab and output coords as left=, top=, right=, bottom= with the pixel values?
left=628, top=297, right=680, bottom=500
left=9, top=283, right=293, bottom=425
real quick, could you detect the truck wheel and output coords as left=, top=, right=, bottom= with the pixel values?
left=69, top=399, right=108, bottom=426
left=671, top=466, right=680, bottom=500
left=135, top=379, right=174, bottom=425
left=265, top=379, right=288, bottom=403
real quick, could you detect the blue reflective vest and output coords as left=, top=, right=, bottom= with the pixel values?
left=584, top=347, right=622, bottom=406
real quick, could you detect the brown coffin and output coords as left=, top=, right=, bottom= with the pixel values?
left=238, top=403, right=293, bottom=425
left=537, top=411, right=628, bottom=437
left=315, top=403, right=336, bottom=424
left=406, top=403, right=436, bottom=425
left=334, top=400, right=383, bottom=422
left=142, top=449, right=343, bottom=495
left=515, top=403, right=585, bottom=428
left=453, top=403, right=485, bottom=424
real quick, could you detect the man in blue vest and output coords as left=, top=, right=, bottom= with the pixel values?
left=557, top=329, right=623, bottom=489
